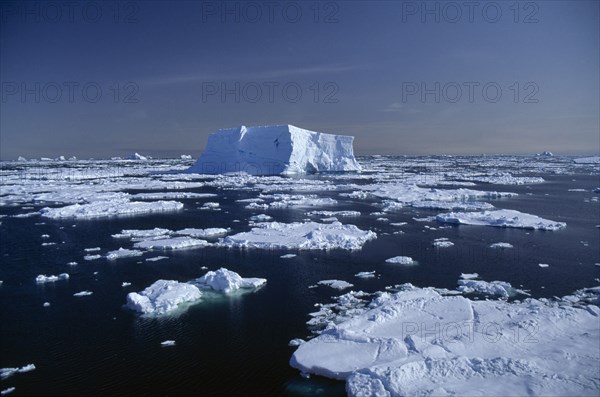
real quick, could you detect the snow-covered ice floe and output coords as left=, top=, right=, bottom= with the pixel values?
left=36, top=273, right=69, bottom=283
left=318, top=280, right=354, bottom=290
left=126, top=280, right=202, bottom=315
left=186, top=124, right=361, bottom=175
left=219, top=221, right=376, bottom=250
left=0, top=364, right=36, bottom=380
left=290, top=284, right=600, bottom=396
left=385, top=256, right=415, bottom=265
left=134, top=237, right=210, bottom=250
left=490, top=242, right=514, bottom=249
left=194, top=268, right=266, bottom=293
left=40, top=200, right=183, bottom=219
left=174, top=228, right=229, bottom=238
left=106, top=248, right=144, bottom=260
left=436, top=209, right=566, bottom=231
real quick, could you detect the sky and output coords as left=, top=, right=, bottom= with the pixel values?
left=0, top=0, right=598, bottom=159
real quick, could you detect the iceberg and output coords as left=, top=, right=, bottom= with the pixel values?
left=194, top=268, right=266, bottom=293
left=187, top=125, right=361, bottom=175
left=126, top=280, right=202, bottom=314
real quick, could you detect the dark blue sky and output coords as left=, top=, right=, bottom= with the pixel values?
left=1, top=1, right=598, bottom=159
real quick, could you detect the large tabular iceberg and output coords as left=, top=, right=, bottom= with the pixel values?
left=187, top=124, right=362, bottom=175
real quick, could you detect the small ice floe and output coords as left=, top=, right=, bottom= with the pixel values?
left=41, top=234, right=50, bottom=239
left=67, top=261, right=78, bottom=266
left=1, top=386, right=15, bottom=395
left=390, top=222, right=407, bottom=227
left=200, top=202, right=220, bottom=210
left=145, top=256, right=169, bottom=262
left=457, top=279, right=522, bottom=298
left=126, top=280, right=202, bottom=315
left=317, top=280, right=354, bottom=290
left=280, top=254, right=297, bottom=259
left=0, top=364, right=36, bottom=380
left=41, top=242, right=56, bottom=246
left=460, top=273, right=479, bottom=280
left=73, top=291, right=93, bottom=297
left=122, top=282, right=132, bottom=287
left=84, top=247, right=101, bottom=252
left=134, top=237, right=210, bottom=250
left=288, top=338, right=305, bottom=347
left=538, top=263, right=550, bottom=268
left=200, top=266, right=208, bottom=270
left=106, top=248, right=144, bottom=260
left=249, top=214, right=272, bottom=222
left=489, top=242, right=513, bottom=249
left=307, top=210, right=361, bottom=217
left=568, top=188, right=587, bottom=192
left=112, top=228, right=173, bottom=240
left=432, top=237, right=454, bottom=248
left=413, top=216, right=436, bottom=222
left=36, top=273, right=69, bottom=283
left=219, top=221, right=376, bottom=251
left=174, top=228, right=229, bottom=238
left=84, top=254, right=102, bottom=261
left=40, top=200, right=184, bottom=219
left=436, top=209, right=566, bottom=231
left=354, top=271, right=376, bottom=279
left=321, top=217, right=338, bottom=222
left=385, top=256, right=415, bottom=265
left=194, top=268, right=266, bottom=293
left=160, top=340, right=176, bottom=347
left=43, top=302, right=50, bottom=307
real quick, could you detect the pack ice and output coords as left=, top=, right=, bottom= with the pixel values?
left=187, top=125, right=361, bottom=175
left=290, top=285, right=600, bottom=396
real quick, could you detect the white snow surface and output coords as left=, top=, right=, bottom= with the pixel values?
left=290, top=285, right=600, bottom=396
left=219, top=221, right=376, bottom=250
left=40, top=200, right=183, bottom=219
left=436, top=209, right=566, bottom=231
left=126, top=280, right=202, bottom=314
left=194, top=268, right=266, bottom=293
left=187, top=124, right=361, bottom=175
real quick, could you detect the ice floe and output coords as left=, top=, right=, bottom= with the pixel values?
left=436, top=209, right=566, bottom=231
left=355, top=271, right=376, bottom=279
left=126, top=280, right=202, bottom=314
left=385, top=256, right=415, bottom=265
left=194, top=268, right=266, bottom=293
left=432, top=237, right=454, bottom=248
left=106, top=248, right=144, bottom=260
left=318, top=280, right=354, bottom=290
left=290, top=284, right=600, bottom=396
left=490, top=242, right=514, bottom=249
left=134, top=237, right=210, bottom=250
left=40, top=200, right=183, bottom=219
left=73, top=291, right=93, bottom=297
left=0, top=364, right=36, bottom=380
left=36, top=273, right=69, bottom=283
left=220, top=221, right=376, bottom=251
left=174, top=228, right=229, bottom=238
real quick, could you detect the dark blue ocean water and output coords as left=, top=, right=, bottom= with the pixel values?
left=0, top=160, right=599, bottom=396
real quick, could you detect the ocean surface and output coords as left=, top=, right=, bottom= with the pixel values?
left=0, top=155, right=598, bottom=395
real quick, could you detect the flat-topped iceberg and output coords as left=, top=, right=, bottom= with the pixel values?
left=126, top=280, right=202, bottom=315
left=187, top=124, right=361, bottom=175
left=194, top=268, right=266, bottom=293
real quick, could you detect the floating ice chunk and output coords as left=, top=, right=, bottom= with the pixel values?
left=132, top=192, right=216, bottom=200
left=288, top=338, right=305, bottom=347
left=194, top=268, right=266, bottom=293
left=41, top=200, right=184, bottom=219
left=433, top=238, right=454, bottom=248
left=318, top=280, right=354, bottom=290
left=436, top=209, right=566, bottom=231
left=457, top=279, right=514, bottom=298
left=174, top=228, right=229, bottom=238
left=134, top=237, right=210, bottom=250
left=106, top=248, right=144, bottom=260
left=201, top=202, right=220, bottom=209
left=1, top=387, right=15, bottom=395
left=539, top=263, right=550, bottom=268
left=291, top=285, right=600, bottom=396
left=122, top=282, right=132, bottom=287
left=280, top=254, right=297, bottom=259
left=187, top=124, right=361, bottom=175
left=220, top=221, right=376, bottom=251
left=126, top=152, right=147, bottom=160
left=73, top=291, right=93, bottom=297
left=145, top=256, right=169, bottom=262
left=390, top=222, right=407, bottom=227
left=112, top=228, right=173, bottom=240
left=84, top=247, right=101, bottom=252
left=161, top=340, right=176, bottom=347
left=84, top=254, right=102, bottom=261
left=460, top=273, right=479, bottom=280
left=36, top=273, right=69, bottom=283
left=385, top=256, right=415, bottom=265
left=249, top=214, right=272, bottom=222
left=355, top=271, right=376, bottom=279
left=41, top=234, right=50, bottom=238
left=490, top=242, right=514, bottom=249
left=0, top=364, right=36, bottom=380
left=43, top=302, right=50, bottom=307
left=307, top=210, right=361, bottom=217
left=126, top=280, right=202, bottom=314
